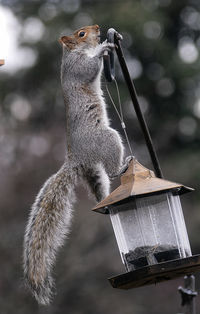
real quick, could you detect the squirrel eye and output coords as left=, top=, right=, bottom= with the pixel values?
left=78, top=31, right=85, bottom=37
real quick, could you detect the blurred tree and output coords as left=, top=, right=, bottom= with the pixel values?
left=0, top=1, right=200, bottom=313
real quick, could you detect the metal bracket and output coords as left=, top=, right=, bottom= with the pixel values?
left=179, top=286, right=197, bottom=306
left=178, top=275, right=197, bottom=313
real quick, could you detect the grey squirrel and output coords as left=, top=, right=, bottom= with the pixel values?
left=23, top=24, right=132, bottom=305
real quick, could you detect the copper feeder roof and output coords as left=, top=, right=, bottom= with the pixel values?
left=93, top=159, right=193, bottom=214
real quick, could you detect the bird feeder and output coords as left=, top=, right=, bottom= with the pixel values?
left=92, top=159, right=200, bottom=289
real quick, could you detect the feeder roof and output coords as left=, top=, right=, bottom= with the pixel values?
left=93, top=159, right=193, bottom=214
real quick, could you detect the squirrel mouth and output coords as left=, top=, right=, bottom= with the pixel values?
left=97, top=33, right=101, bottom=43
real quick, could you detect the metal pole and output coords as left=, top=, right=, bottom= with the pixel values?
left=114, top=35, right=163, bottom=179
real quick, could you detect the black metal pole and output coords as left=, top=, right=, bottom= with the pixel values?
left=114, top=35, right=163, bottom=179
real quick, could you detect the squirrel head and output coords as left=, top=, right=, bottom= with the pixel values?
left=59, top=25, right=100, bottom=50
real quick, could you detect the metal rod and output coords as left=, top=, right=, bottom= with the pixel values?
left=114, top=35, right=163, bottom=179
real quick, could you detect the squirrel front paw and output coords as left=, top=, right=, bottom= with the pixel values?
left=102, top=40, right=115, bottom=49
left=98, top=41, right=115, bottom=57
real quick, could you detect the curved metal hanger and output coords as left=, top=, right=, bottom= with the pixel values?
left=103, top=28, right=122, bottom=82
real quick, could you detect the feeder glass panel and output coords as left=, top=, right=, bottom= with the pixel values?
left=109, top=192, right=191, bottom=272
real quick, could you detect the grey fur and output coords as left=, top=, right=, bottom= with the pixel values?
left=24, top=28, right=126, bottom=305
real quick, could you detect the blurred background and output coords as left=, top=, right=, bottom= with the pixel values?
left=0, top=0, right=200, bottom=313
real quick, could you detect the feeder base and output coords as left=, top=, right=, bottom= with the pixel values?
left=109, top=255, right=200, bottom=289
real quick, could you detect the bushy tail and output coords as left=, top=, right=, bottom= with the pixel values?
left=23, top=163, right=77, bottom=305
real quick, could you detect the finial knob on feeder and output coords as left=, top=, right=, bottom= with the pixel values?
left=92, top=159, right=200, bottom=290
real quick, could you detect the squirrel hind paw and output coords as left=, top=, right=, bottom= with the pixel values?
left=125, top=155, right=134, bottom=165
left=120, top=155, right=134, bottom=174
left=109, top=155, right=134, bottom=179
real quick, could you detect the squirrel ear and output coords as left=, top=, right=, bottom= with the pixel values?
left=59, top=36, right=75, bottom=50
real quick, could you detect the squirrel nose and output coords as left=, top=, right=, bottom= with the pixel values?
left=94, top=24, right=100, bottom=31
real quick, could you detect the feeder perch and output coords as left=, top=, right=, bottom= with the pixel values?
left=92, top=159, right=200, bottom=289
